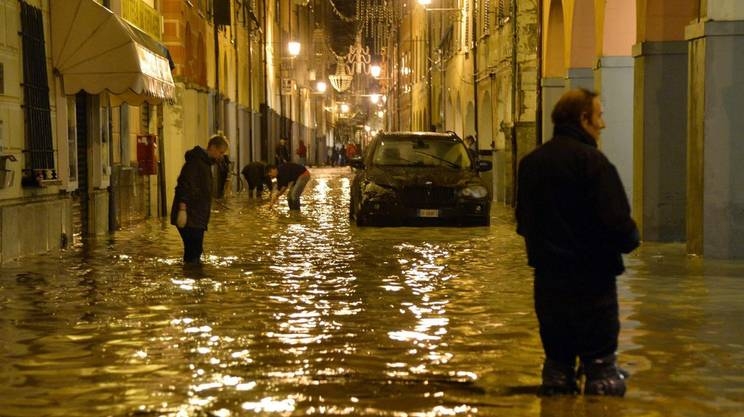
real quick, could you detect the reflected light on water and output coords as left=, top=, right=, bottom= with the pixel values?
left=4, top=169, right=744, bottom=417
left=241, top=397, right=296, bottom=413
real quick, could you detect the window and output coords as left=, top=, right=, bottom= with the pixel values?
left=20, top=1, right=56, bottom=184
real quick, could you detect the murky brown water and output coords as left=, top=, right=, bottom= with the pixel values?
left=1, top=167, right=743, bottom=417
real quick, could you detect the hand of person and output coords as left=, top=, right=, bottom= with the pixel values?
left=176, top=208, right=187, bottom=228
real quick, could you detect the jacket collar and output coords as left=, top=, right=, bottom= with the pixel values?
left=553, top=123, right=597, bottom=148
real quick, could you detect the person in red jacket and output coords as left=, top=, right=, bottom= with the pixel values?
left=296, top=140, right=307, bottom=166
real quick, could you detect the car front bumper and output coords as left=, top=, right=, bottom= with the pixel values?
left=359, top=196, right=490, bottom=226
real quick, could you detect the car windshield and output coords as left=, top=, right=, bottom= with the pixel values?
left=371, top=136, right=472, bottom=169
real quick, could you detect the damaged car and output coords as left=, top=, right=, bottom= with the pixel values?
left=349, top=131, right=492, bottom=227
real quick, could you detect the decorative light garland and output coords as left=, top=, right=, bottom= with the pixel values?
left=327, top=0, right=355, bottom=23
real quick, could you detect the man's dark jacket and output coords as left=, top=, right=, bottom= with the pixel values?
left=516, top=124, right=639, bottom=281
left=241, top=161, right=271, bottom=189
left=170, top=146, right=213, bottom=229
left=276, top=162, right=308, bottom=188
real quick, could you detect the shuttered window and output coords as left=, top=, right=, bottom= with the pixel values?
left=20, top=1, right=55, bottom=184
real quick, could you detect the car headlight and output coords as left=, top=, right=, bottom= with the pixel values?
left=461, top=185, right=488, bottom=199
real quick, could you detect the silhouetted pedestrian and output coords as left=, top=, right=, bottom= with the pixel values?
left=516, top=88, right=639, bottom=397
left=275, top=138, right=290, bottom=165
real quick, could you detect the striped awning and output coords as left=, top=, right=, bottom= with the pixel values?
left=50, top=0, right=175, bottom=105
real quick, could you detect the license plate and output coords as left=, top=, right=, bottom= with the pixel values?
left=417, top=209, right=439, bottom=218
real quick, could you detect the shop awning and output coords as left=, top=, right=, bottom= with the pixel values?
left=50, top=0, right=175, bottom=105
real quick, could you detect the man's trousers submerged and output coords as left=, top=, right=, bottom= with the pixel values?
left=534, top=273, right=619, bottom=363
left=287, top=173, right=310, bottom=210
left=178, top=226, right=205, bottom=264
left=533, top=269, right=626, bottom=396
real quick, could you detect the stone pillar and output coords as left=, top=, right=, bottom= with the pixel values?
left=632, top=41, right=688, bottom=242
left=597, top=56, right=634, bottom=204
left=567, top=67, right=594, bottom=90
left=540, top=77, right=565, bottom=142
left=686, top=19, right=744, bottom=258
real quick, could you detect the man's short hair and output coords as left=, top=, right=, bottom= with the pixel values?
left=551, top=88, right=599, bottom=126
left=208, top=134, right=229, bottom=150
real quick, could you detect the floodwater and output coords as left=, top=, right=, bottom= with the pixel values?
left=1, top=167, right=743, bottom=417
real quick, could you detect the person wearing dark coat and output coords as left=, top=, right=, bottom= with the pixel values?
left=516, top=88, right=640, bottom=397
left=241, top=161, right=272, bottom=199
left=170, top=134, right=229, bottom=264
left=267, top=162, right=310, bottom=210
left=274, top=138, right=291, bottom=165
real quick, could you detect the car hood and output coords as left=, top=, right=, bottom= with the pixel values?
left=365, top=166, right=482, bottom=188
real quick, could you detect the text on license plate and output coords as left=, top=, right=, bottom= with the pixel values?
left=417, top=209, right=439, bottom=218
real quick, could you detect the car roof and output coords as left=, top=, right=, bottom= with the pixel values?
left=375, top=131, right=461, bottom=141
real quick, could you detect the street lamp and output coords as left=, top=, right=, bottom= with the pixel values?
left=287, top=41, right=301, bottom=57
left=315, top=81, right=327, bottom=94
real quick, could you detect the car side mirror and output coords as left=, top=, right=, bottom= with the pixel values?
left=349, top=157, right=365, bottom=169
left=477, top=160, right=492, bottom=172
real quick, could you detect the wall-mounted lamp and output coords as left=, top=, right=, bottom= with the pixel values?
left=315, top=81, right=327, bottom=93
left=287, top=41, right=301, bottom=57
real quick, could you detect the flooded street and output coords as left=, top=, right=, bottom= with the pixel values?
left=1, top=167, right=743, bottom=417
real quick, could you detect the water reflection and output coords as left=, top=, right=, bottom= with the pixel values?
left=0, top=168, right=743, bottom=416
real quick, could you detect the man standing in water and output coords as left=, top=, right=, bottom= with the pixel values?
left=170, top=134, right=229, bottom=265
left=267, top=162, right=311, bottom=210
left=516, top=88, right=639, bottom=396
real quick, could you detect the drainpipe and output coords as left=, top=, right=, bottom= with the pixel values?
left=235, top=25, right=240, bottom=179
left=536, top=0, right=543, bottom=145
left=472, top=0, right=479, bottom=142
left=510, top=0, right=518, bottom=204
left=247, top=26, right=254, bottom=161
left=426, top=10, right=433, bottom=130
left=214, top=21, right=219, bottom=133
left=261, top=0, right=270, bottom=161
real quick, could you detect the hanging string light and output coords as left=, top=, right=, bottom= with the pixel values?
left=327, top=0, right=355, bottom=22
left=357, top=0, right=394, bottom=55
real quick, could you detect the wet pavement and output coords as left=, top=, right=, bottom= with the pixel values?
left=1, top=167, right=743, bottom=417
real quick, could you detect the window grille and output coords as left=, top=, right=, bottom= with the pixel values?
left=464, top=0, right=470, bottom=50
left=19, top=1, right=55, bottom=184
